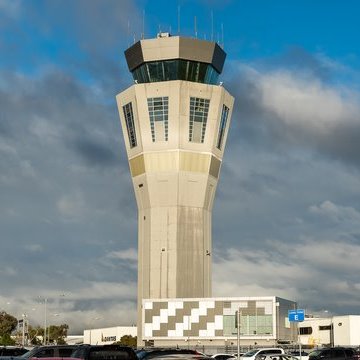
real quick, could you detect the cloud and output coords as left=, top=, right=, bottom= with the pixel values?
left=57, top=192, right=87, bottom=219
left=213, top=239, right=360, bottom=313
left=107, top=248, right=138, bottom=261
left=309, top=201, right=360, bottom=223
left=226, top=57, right=360, bottom=169
left=0, top=0, right=21, bottom=18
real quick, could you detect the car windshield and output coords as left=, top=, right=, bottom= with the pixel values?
left=19, top=348, right=39, bottom=358
left=309, top=351, right=321, bottom=358
left=243, top=351, right=259, bottom=357
left=136, top=351, right=151, bottom=360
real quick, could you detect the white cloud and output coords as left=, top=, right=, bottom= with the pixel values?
left=0, top=0, right=21, bottom=18
left=0, top=266, right=17, bottom=276
left=213, top=239, right=360, bottom=308
left=25, top=244, right=43, bottom=253
left=106, top=248, right=137, bottom=261
left=57, top=192, right=86, bottom=218
left=258, top=70, right=359, bottom=132
left=309, top=200, right=360, bottom=223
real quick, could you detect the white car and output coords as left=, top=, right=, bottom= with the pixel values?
left=240, top=348, right=285, bottom=360
left=260, top=355, right=308, bottom=360
left=211, top=354, right=236, bottom=360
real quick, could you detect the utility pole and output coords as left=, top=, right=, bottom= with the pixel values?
left=236, top=308, right=241, bottom=360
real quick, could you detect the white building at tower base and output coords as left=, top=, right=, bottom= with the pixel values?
left=141, top=296, right=297, bottom=347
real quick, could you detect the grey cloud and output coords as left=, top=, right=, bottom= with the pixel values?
left=224, top=58, right=360, bottom=171
left=71, top=138, right=119, bottom=167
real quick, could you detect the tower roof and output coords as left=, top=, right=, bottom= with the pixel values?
left=124, top=34, right=226, bottom=74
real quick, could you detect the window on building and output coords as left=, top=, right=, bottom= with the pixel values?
left=319, top=325, right=331, bottom=331
left=299, top=326, right=312, bottom=335
left=123, top=102, right=137, bottom=148
left=216, top=104, right=230, bottom=150
left=147, top=97, right=169, bottom=142
left=132, top=59, right=220, bottom=85
left=189, top=97, right=210, bottom=143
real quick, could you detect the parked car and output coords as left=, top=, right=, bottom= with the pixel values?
left=240, top=348, right=285, bottom=360
left=68, top=344, right=138, bottom=360
left=136, top=349, right=204, bottom=360
left=211, top=354, right=236, bottom=360
left=0, top=348, right=28, bottom=357
left=308, top=348, right=356, bottom=360
left=259, top=355, right=304, bottom=360
left=288, top=351, right=309, bottom=360
left=0, top=345, right=78, bottom=360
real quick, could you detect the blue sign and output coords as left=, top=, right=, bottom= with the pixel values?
left=288, top=309, right=305, bottom=322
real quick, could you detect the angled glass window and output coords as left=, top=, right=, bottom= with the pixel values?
left=132, top=60, right=220, bottom=85
left=189, top=97, right=210, bottom=143
left=216, top=104, right=230, bottom=150
left=147, top=97, right=169, bottom=142
left=122, top=102, right=137, bottom=148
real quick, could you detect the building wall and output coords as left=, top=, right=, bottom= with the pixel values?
left=299, top=315, right=360, bottom=347
left=116, top=79, right=234, bottom=345
left=141, top=296, right=297, bottom=347
left=83, top=326, right=137, bottom=345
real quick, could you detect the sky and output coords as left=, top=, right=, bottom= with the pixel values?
left=1, top=0, right=360, bottom=335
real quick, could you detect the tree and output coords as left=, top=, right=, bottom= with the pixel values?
left=28, top=325, right=43, bottom=345
left=0, top=311, right=18, bottom=337
left=0, top=333, right=16, bottom=346
left=48, top=324, right=69, bottom=344
left=116, top=334, right=137, bottom=347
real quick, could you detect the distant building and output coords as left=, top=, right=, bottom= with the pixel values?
left=299, top=315, right=360, bottom=347
left=141, top=296, right=297, bottom=347
left=83, top=326, right=137, bottom=345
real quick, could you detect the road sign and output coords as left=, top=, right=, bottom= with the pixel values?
left=288, top=309, right=305, bottom=322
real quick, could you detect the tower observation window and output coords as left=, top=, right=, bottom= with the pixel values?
left=189, top=97, right=210, bottom=143
left=147, top=97, right=169, bottom=142
left=216, top=104, right=230, bottom=150
left=122, top=102, right=137, bottom=148
left=132, top=59, right=219, bottom=84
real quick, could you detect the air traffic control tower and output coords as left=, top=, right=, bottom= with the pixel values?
left=116, top=33, right=234, bottom=341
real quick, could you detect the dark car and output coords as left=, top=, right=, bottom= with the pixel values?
left=69, top=344, right=138, bottom=360
left=309, top=348, right=356, bottom=360
left=0, top=345, right=78, bottom=360
left=136, top=349, right=204, bottom=360
left=0, top=348, right=28, bottom=357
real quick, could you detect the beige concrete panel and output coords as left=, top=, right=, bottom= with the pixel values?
left=140, top=36, right=180, bottom=62
left=129, top=154, right=145, bottom=177
left=138, top=36, right=222, bottom=67
left=176, top=207, right=208, bottom=298
left=179, top=37, right=215, bottom=64
left=178, top=172, right=209, bottom=208
left=145, top=173, right=179, bottom=208
left=202, top=209, right=212, bottom=297
left=133, top=174, right=150, bottom=210
left=179, top=152, right=210, bottom=173
left=144, top=151, right=179, bottom=173
left=138, top=208, right=151, bottom=300
left=204, top=177, right=218, bottom=211
left=209, top=155, right=221, bottom=179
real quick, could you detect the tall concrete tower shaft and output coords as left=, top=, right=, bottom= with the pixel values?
left=116, top=33, right=233, bottom=311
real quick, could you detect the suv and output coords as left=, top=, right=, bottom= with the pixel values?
left=309, top=348, right=356, bottom=360
left=70, top=344, right=138, bottom=360
left=241, top=349, right=285, bottom=360
left=136, top=349, right=204, bottom=360
left=0, top=345, right=78, bottom=360
left=0, top=348, right=28, bottom=357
